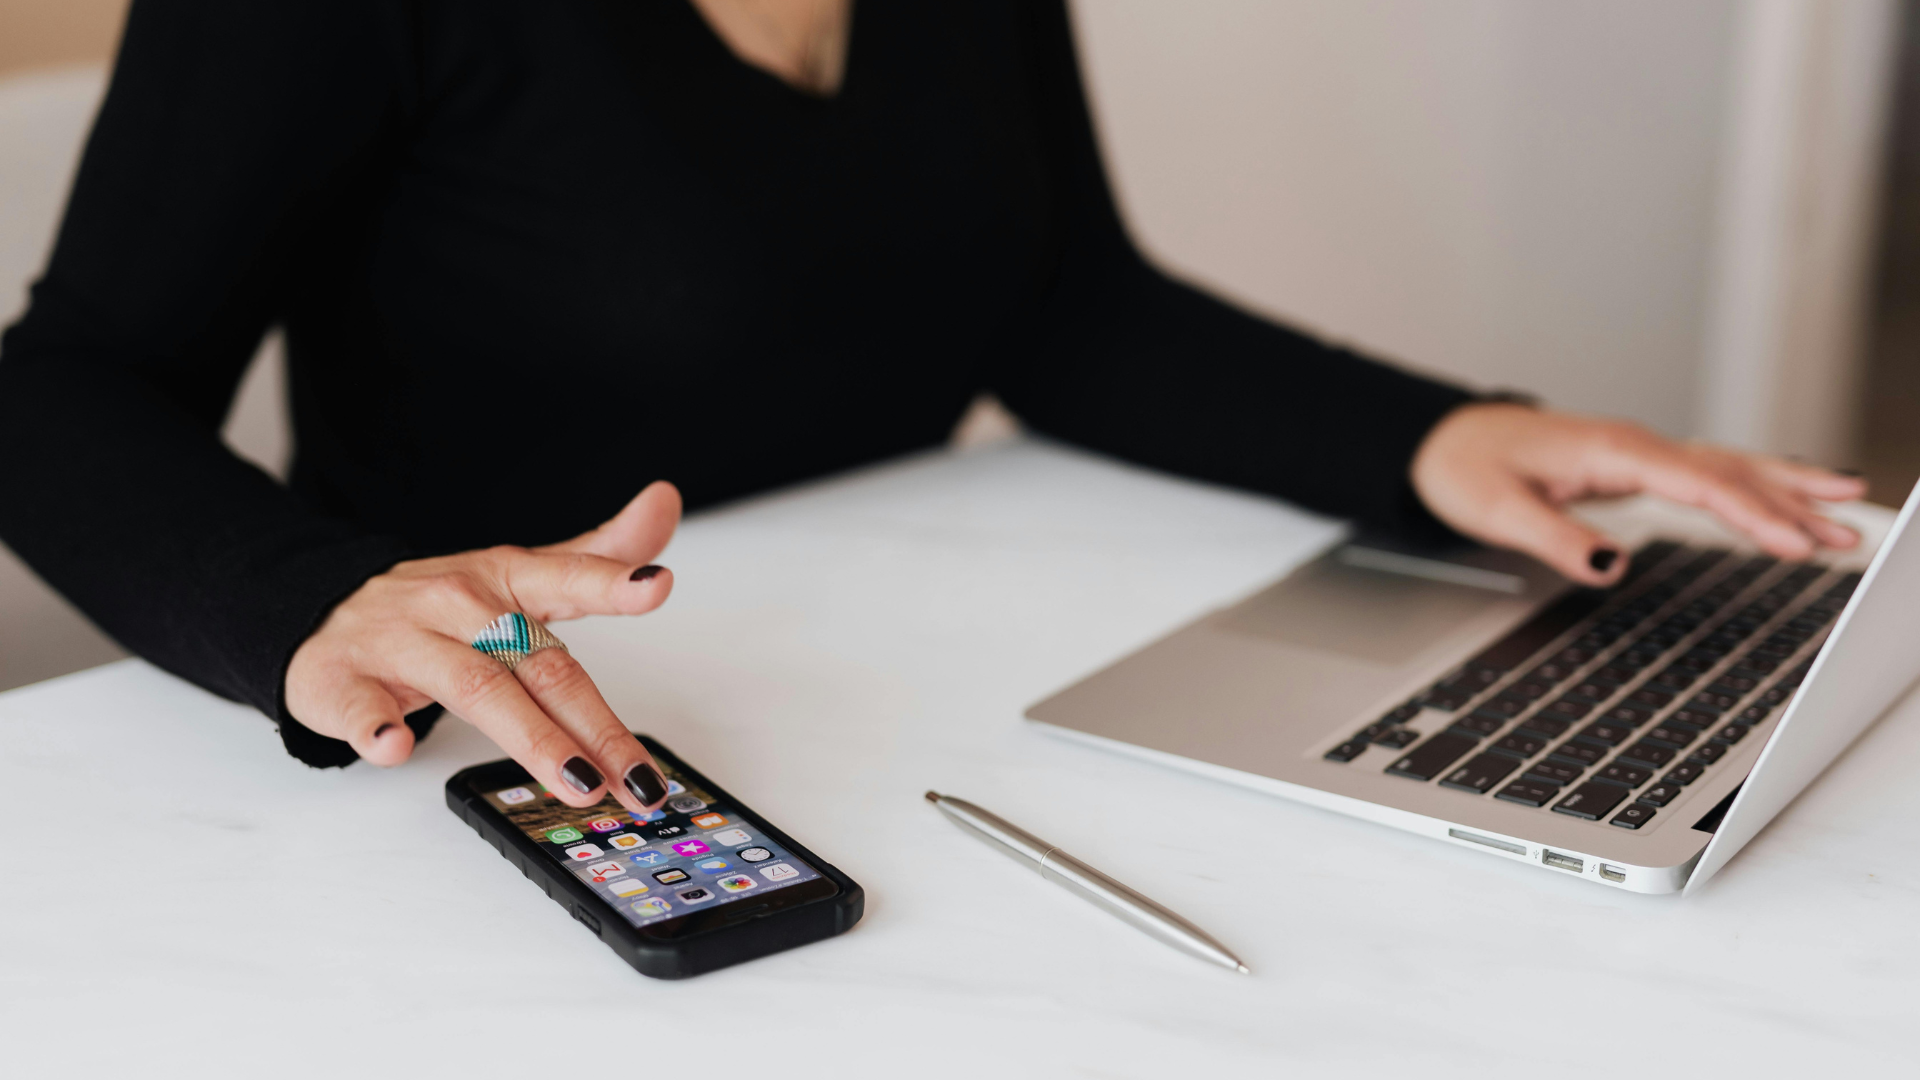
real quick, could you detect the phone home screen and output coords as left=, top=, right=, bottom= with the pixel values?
left=481, top=762, right=824, bottom=930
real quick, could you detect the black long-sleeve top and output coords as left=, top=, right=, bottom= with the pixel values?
left=0, top=0, right=1472, bottom=767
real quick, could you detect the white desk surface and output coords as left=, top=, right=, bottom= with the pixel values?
left=2, top=440, right=1914, bottom=1077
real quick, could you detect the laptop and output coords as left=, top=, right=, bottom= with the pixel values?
left=1026, top=481, right=1920, bottom=894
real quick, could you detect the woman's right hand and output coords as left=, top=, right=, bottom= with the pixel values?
left=285, top=481, right=683, bottom=816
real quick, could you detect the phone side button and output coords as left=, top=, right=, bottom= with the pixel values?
left=571, top=905, right=602, bottom=935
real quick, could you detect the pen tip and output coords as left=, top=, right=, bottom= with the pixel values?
left=1235, top=963, right=1252, bottom=975
left=923, top=790, right=941, bottom=803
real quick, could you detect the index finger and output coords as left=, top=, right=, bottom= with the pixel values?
left=490, top=548, right=675, bottom=624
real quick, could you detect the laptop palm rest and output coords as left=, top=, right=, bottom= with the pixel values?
left=1027, top=545, right=1562, bottom=780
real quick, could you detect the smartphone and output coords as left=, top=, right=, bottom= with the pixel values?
left=446, top=735, right=862, bottom=979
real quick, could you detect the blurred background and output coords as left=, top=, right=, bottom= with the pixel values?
left=3, top=0, right=1918, bottom=692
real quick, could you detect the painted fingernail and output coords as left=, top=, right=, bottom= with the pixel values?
left=1589, top=548, right=1619, bottom=573
left=374, top=723, right=397, bottom=738
left=629, top=565, right=664, bottom=582
left=560, top=756, right=603, bottom=794
left=624, top=761, right=668, bottom=805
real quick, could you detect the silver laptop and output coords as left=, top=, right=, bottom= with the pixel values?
left=1026, top=482, right=1920, bottom=894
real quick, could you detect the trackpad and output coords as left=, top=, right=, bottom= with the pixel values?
left=1218, top=552, right=1508, bottom=666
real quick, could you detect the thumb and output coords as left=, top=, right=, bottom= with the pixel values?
left=1469, top=481, right=1625, bottom=588
left=544, top=480, right=682, bottom=564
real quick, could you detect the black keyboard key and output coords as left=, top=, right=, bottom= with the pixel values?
left=1474, top=699, right=1526, bottom=721
left=1688, top=742, right=1727, bottom=765
left=1492, top=732, right=1548, bottom=759
left=1710, top=675, right=1759, bottom=696
left=1529, top=660, right=1582, bottom=684
left=1595, top=762, right=1653, bottom=788
left=1638, top=782, right=1681, bottom=807
left=1732, top=657, right=1779, bottom=677
left=1386, top=733, right=1480, bottom=781
left=1495, top=779, right=1561, bottom=807
left=1518, top=715, right=1573, bottom=738
left=1737, top=705, right=1771, bottom=723
left=1439, top=753, right=1521, bottom=794
left=1713, top=724, right=1751, bottom=745
left=1662, top=763, right=1705, bottom=785
left=1422, top=688, right=1473, bottom=712
left=1574, top=720, right=1634, bottom=747
left=1629, top=689, right=1675, bottom=710
left=1617, top=741, right=1677, bottom=769
left=1610, top=804, right=1657, bottom=830
left=1759, top=685, right=1792, bottom=705
left=1501, top=680, right=1553, bottom=702
left=1649, top=668, right=1698, bottom=691
left=1373, top=728, right=1418, bottom=749
left=1565, top=680, right=1616, bottom=703
left=1674, top=651, right=1720, bottom=672
left=1553, top=782, right=1630, bottom=820
left=1645, top=725, right=1698, bottom=748
left=1540, top=698, right=1594, bottom=722
left=1603, top=704, right=1656, bottom=728
left=1689, top=692, right=1739, bottom=713
left=1441, top=664, right=1506, bottom=690
left=1471, top=589, right=1609, bottom=671
left=1526, top=760, right=1585, bottom=786
left=1452, top=713, right=1506, bottom=737
left=1591, top=665, right=1636, bottom=687
left=1668, top=708, right=1720, bottom=730
left=1325, top=740, right=1370, bottom=763
left=1548, top=741, right=1607, bottom=768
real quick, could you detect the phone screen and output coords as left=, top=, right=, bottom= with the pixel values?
left=479, top=759, right=824, bottom=930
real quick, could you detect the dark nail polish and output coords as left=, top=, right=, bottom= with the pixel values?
left=1589, top=548, right=1619, bottom=573
left=559, top=756, right=602, bottom=795
left=625, top=761, right=668, bottom=805
left=629, top=565, right=663, bottom=582
left=374, top=723, right=397, bottom=738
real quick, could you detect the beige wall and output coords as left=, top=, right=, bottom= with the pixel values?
left=0, top=0, right=127, bottom=77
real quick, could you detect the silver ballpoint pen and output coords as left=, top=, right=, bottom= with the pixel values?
left=925, top=791, right=1251, bottom=974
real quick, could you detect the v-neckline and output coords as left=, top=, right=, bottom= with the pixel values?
left=676, top=0, right=861, bottom=105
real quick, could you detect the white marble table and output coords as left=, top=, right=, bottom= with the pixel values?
left=2, top=440, right=1913, bottom=1076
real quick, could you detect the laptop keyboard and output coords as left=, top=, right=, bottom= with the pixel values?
left=1323, top=541, right=1860, bottom=831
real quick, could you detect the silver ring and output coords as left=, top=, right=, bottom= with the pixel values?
left=470, top=612, right=567, bottom=672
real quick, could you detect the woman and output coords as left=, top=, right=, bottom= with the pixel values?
left=0, top=0, right=1864, bottom=824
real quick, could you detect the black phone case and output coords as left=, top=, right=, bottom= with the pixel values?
left=446, top=735, right=863, bottom=979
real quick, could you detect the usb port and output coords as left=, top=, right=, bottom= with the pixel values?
left=1542, top=850, right=1584, bottom=873
left=1599, top=864, right=1626, bottom=883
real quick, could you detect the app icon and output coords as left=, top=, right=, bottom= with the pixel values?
left=588, top=817, right=622, bottom=833
left=498, top=787, right=535, bottom=805
left=546, top=826, right=584, bottom=844
left=606, top=878, right=649, bottom=898
left=711, top=828, right=752, bottom=847
left=716, top=874, right=757, bottom=893
left=651, top=825, right=686, bottom=840
left=676, top=887, right=715, bottom=904
left=666, top=780, right=686, bottom=795
left=630, top=898, right=672, bottom=918
left=737, top=846, right=773, bottom=863
left=667, top=795, right=707, bottom=814
left=652, top=868, right=690, bottom=885
left=563, top=843, right=604, bottom=862
left=627, top=849, right=668, bottom=866
left=630, top=809, right=667, bottom=823
left=759, top=863, right=801, bottom=883
left=695, top=858, right=731, bottom=874
left=690, top=812, right=728, bottom=830
left=582, top=860, right=627, bottom=883
left=607, top=834, right=644, bottom=851
left=671, top=839, right=710, bottom=858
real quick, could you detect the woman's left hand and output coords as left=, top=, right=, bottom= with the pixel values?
left=1410, top=402, right=1868, bottom=587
